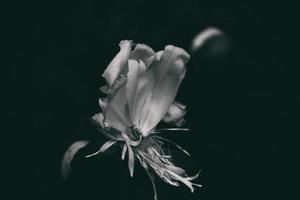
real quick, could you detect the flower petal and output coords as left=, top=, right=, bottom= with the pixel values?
left=155, top=50, right=164, bottom=61
left=127, top=144, right=135, bottom=177
left=126, top=59, right=144, bottom=123
left=92, top=112, right=105, bottom=128
left=163, top=101, right=186, bottom=127
left=140, top=45, right=190, bottom=136
left=98, top=98, right=108, bottom=111
left=130, top=43, right=155, bottom=68
left=85, top=140, right=117, bottom=158
left=121, top=143, right=127, bottom=160
left=105, top=85, right=130, bottom=132
left=61, top=140, right=90, bottom=180
left=128, top=63, right=155, bottom=127
left=102, top=40, right=132, bottom=86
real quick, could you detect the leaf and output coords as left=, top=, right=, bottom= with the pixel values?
left=61, top=140, right=90, bottom=180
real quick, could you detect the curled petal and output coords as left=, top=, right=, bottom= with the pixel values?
left=102, top=40, right=132, bottom=86
left=130, top=43, right=155, bottom=68
left=163, top=102, right=186, bottom=127
left=140, top=45, right=190, bottom=136
left=61, top=140, right=90, bottom=180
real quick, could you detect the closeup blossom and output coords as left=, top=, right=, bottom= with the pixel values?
left=61, top=40, right=201, bottom=200
left=101, top=40, right=189, bottom=136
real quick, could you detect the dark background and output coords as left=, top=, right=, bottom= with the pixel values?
left=5, top=0, right=297, bottom=200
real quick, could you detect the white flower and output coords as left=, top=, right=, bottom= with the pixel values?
left=61, top=40, right=201, bottom=200
left=101, top=40, right=190, bottom=137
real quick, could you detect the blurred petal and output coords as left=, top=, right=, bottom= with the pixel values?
left=61, top=140, right=90, bottom=180
left=140, top=45, right=190, bottom=136
left=103, top=40, right=132, bottom=86
left=130, top=43, right=155, bottom=68
left=191, top=27, right=223, bottom=52
left=163, top=101, right=186, bottom=127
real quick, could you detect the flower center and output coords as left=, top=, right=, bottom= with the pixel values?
left=128, top=125, right=142, bottom=141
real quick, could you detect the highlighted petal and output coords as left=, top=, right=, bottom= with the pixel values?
left=129, top=65, right=155, bottom=127
left=103, top=40, right=132, bottom=86
left=61, top=140, right=90, bottom=180
left=163, top=102, right=186, bottom=127
left=126, top=59, right=144, bottom=124
left=140, top=45, right=190, bottom=136
left=130, top=43, right=155, bottom=68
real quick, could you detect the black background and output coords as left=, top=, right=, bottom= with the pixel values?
left=5, top=0, right=297, bottom=200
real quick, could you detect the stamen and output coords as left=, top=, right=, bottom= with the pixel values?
left=152, top=136, right=191, bottom=157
